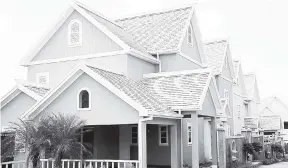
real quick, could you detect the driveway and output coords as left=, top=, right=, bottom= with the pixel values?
left=259, top=162, right=288, bottom=168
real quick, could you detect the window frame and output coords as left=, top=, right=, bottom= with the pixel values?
left=158, top=125, right=169, bottom=146
left=36, top=72, right=50, bottom=85
left=187, top=22, right=193, bottom=46
left=131, top=125, right=138, bottom=145
left=77, top=88, right=91, bottom=111
left=187, top=123, right=192, bottom=146
left=68, top=19, right=83, bottom=47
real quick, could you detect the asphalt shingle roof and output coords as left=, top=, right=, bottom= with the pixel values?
left=24, top=85, right=50, bottom=97
left=142, top=70, right=211, bottom=110
left=87, top=65, right=178, bottom=117
left=116, top=6, right=193, bottom=53
left=204, top=40, right=228, bottom=75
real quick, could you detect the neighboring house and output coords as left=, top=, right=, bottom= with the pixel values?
left=243, top=74, right=261, bottom=117
left=204, top=39, right=236, bottom=136
left=1, top=2, right=222, bottom=168
left=232, top=60, right=248, bottom=135
left=259, top=97, right=288, bottom=142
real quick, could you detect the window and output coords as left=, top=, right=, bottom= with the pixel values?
left=78, top=89, right=91, bottom=110
left=187, top=123, right=192, bottom=146
left=187, top=23, right=193, bottom=46
left=68, top=19, right=82, bottom=47
left=284, top=122, right=288, bottom=129
left=36, top=72, right=49, bottom=85
left=131, top=126, right=138, bottom=145
left=224, top=89, right=229, bottom=99
left=159, top=125, right=169, bottom=146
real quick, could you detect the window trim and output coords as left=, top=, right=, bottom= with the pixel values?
left=187, top=123, right=192, bottom=146
left=131, top=125, right=138, bottom=145
left=77, top=88, right=91, bottom=111
left=158, top=125, right=169, bottom=146
left=68, top=19, right=83, bottom=47
left=36, top=72, right=50, bottom=85
left=187, top=23, right=193, bottom=46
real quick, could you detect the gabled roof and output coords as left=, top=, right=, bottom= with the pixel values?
left=220, top=99, right=231, bottom=117
left=204, top=39, right=229, bottom=75
left=243, top=74, right=260, bottom=101
left=20, top=2, right=158, bottom=66
left=142, top=69, right=220, bottom=111
left=116, top=5, right=195, bottom=54
left=22, top=63, right=181, bottom=119
left=260, top=96, right=288, bottom=119
left=1, top=81, right=50, bottom=108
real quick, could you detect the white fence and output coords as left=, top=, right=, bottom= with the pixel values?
left=40, top=159, right=139, bottom=168
left=0, top=160, right=26, bottom=168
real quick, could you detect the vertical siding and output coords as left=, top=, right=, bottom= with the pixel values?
left=127, top=55, right=157, bottom=80
left=32, top=11, right=122, bottom=62
left=27, top=54, right=128, bottom=87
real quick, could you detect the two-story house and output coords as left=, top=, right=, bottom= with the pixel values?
left=1, top=2, right=222, bottom=168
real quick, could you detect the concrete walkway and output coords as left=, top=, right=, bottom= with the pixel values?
left=259, top=162, right=288, bottom=168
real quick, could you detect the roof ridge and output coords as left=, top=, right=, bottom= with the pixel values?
left=74, top=1, right=122, bottom=28
left=86, top=64, right=125, bottom=77
left=143, top=68, right=211, bottom=79
left=116, top=4, right=194, bottom=21
left=204, top=39, right=228, bottom=45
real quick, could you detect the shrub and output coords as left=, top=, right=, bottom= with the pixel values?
left=252, top=142, right=263, bottom=152
left=243, top=142, right=254, bottom=155
left=284, top=143, right=288, bottom=154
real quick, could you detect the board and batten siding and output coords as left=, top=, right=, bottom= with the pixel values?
left=27, top=54, right=128, bottom=87
left=32, top=11, right=122, bottom=62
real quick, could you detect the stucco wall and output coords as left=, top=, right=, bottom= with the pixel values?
left=27, top=54, right=128, bottom=87
left=126, top=55, right=157, bottom=80
left=32, top=11, right=122, bottom=62
left=1, top=92, right=36, bottom=126
left=160, top=53, right=202, bottom=72
left=36, top=73, right=139, bottom=125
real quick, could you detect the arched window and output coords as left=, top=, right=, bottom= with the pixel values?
left=68, top=19, right=82, bottom=47
left=78, top=89, right=90, bottom=110
left=187, top=22, right=193, bottom=46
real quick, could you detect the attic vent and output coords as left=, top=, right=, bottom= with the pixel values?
left=68, top=19, right=82, bottom=47
left=36, top=72, right=49, bottom=85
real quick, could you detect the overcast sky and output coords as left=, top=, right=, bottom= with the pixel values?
left=1, top=0, right=288, bottom=104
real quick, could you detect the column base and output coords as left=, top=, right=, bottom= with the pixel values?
left=211, top=165, right=217, bottom=168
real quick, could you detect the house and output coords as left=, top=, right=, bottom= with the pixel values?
left=1, top=2, right=222, bottom=168
left=259, top=97, right=288, bottom=142
left=243, top=74, right=261, bottom=117
left=203, top=40, right=236, bottom=136
left=232, top=60, right=248, bottom=135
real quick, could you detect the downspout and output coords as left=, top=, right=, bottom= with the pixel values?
left=179, top=109, right=183, bottom=167
left=156, top=53, right=162, bottom=72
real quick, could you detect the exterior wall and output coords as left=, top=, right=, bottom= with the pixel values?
left=36, top=73, right=139, bottom=125
left=180, top=19, right=202, bottom=64
left=1, top=92, right=36, bottom=126
left=197, top=118, right=205, bottom=163
left=147, top=125, right=171, bottom=166
left=233, top=94, right=245, bottom=135
left=27, top=54, right=128, bottom=87
left=126, top=55, right=157, bottom=80
left=182, top=117, right=193, bottom=165
left=200, top=89, right=216, bottom=117
left=160, top=53, right=202, bottom=72
left=32, top=11, right=122, bottom=62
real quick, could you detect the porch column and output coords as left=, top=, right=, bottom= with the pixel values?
left=138, top=120, right=147, bottom=168
left=191, top=112, right=199, bottom=168
left=170, top=125, right=178, bottom=168
left=211, top=117, right=218, bottom=168
left=203, top=118, right=212, bottom=161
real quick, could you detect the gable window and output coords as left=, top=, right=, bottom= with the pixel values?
left=187, top=123, right=192, bottom=146
left=68, top=19, right=82, bottom=47
left=131, top=126, right=138, bottom=145
left=36, top=72, right=49, bottom=85
left=78, top=88, right=91, bottom=110
left=224, top=89, right=229, bottom=99
left=159, top=125, right=169, bottom=146
left=187, top=23, right=193, bottom=46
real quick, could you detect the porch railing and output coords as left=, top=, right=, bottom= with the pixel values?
left=0, top=160, right=26, bottom=168
left=40, top=159, right=139, bottom=168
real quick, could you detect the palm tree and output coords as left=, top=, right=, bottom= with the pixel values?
left=2, top=113, right=91, bottom=168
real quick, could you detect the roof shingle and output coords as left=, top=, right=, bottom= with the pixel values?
left=142, top=70, right=211, bottom=110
